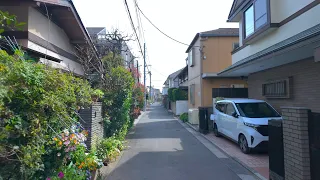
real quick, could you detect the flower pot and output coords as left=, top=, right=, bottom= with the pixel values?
left=103, top=161, right=108, bottom=166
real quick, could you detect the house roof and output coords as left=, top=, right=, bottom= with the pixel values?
left=86, top=27, right=106, bottom=35
left=169, top=68, right=184, bottom=79
left=186, top=28, right=239, bottom=53
left=163, top=68, right=184, bottom=85
left=218, top=23, right=320, bottom=75
left=227, top=0, right=250, bottom=22
left=174, top=65, right=188, bottom=80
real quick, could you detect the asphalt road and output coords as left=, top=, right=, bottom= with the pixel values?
left=107, top=104, right=243, bottom=180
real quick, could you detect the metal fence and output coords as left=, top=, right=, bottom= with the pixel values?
left=309, top=112, right=320, bottom=180
left=212, top=88, right=248, bottom=98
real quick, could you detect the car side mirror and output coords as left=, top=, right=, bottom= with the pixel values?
left=232, top=112, right=239, bottom=118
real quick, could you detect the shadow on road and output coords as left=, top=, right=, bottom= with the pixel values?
left=107, top=106, right=241, bottom=180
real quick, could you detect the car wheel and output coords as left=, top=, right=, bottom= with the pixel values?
left=213, top=123, right=220, bottom=137
left=239, top=134, right=250, bottom=154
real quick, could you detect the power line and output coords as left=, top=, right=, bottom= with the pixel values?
left=150, top=66, right=167, bottom=77
left=133, top=0, right=145, bottom=43
left=124, top=0, right=144, bottom=56
left=136, top=4, right=190, bottom=46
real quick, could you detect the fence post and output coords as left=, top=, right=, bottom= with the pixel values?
left=281, top=107, right=311, bottom=180
left=79, top=102, right=104, bottom=150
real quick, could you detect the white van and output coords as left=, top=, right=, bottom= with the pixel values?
left=212, top=99, right=282, bottom=154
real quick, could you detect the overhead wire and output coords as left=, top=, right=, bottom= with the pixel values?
left=124, top=0, right=150, bottom=86
left=124, top=0, right=144, bottom=56
left=136, top=4, right=190, bottom=46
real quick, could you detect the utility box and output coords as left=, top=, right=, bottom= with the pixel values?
left=188, top=108, right=199, bottom=125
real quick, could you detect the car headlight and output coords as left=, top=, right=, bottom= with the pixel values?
left=244, top=122, right=260, bottom=131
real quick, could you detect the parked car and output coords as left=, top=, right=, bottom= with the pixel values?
left=212, top=98, right=282, bottom=154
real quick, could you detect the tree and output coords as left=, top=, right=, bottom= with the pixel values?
left=74, top=28, right=136, bottom=88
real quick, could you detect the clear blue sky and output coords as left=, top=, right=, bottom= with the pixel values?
left=73, top=0, right=238, bottom=90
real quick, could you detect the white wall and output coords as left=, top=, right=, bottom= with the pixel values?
left=28, top=41, right=84, bottom=75
left=188, top=38, right=201, bottom=81
left=270, top=0, right=314, bottom=23
left=175, top=100, right=188, bottom=115
left=232, top=4, right=320, bottom=64
left=28, top=7, right=75, bottom=54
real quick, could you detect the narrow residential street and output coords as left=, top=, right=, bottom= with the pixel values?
left=107, top=103, right=256, bottom=180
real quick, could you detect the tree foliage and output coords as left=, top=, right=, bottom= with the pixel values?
left=172, top=89, right=188, bottom=102
left=0, top=50, right=94, bottom=179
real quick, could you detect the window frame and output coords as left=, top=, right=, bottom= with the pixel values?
left=262, top=77, right=292, bottom=99
left=225, top=103, right=237, bottom=116
left=215, top=103, right=227, bottom=114
left=188, top=47, right=195, bottom=67
left=242, top=0, right=273, bottom=44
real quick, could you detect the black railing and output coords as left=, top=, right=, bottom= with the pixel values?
left=212, top=88, right=248, bottom=98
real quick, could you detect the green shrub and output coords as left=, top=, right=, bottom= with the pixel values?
left=102, top=67, right=134, bottom=138
left=92, top=89, right=104, bottom=98
left=95, top=136, right=124, bottom=163
left=215, top=97, right=225, bottom=103
left=0, top=50, right=94, bottom=179
left=180, top=113, right=188, bottom=122
left=168, top=88, right=176, bottom=102
left=172, top=89, right=188, bottom=102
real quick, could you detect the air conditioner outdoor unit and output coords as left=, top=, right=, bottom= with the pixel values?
left=188, top=108, right=199, bottom=125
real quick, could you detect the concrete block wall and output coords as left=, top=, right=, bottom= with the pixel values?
left=175, top=100, right=188, bottom=115
left=79, top=102, right=104, bottom=150
left=281, top=107, right=311, bottom=180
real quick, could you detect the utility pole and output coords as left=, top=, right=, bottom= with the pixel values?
left=143, top=43, right=146, bottom=111
left=136, top=60, right=139, bottom=84
left=149, top=71, right=152, bottom=104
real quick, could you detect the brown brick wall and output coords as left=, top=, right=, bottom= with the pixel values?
left=281, top=107, right=311, bottom=180
left=248, top=58, right=320, bottom=113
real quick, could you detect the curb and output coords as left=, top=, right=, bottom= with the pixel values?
left=98, top=111, right=147, bottom=179
left=133, top=111, right=147, bottom=126
left=183, top=121, right=267, bottom=180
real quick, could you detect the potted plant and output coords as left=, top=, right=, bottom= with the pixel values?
left=91, top=89, right=104, bottom=102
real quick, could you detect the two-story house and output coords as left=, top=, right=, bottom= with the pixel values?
left=1, top=0, right=96, bottom=76
left=186, top=28, right=248, bottom=110
left=162, top=68, right=183, bottom=95
left=87, top=27, right=135, bottom=69
left=220, top=0, right=320, bottom=113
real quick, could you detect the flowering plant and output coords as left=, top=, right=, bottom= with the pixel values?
left=47, top=124, right=102, bottom=180
left=53, top=124, right=88, bottom=153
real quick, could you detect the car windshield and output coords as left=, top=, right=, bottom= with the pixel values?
left=235, top=102, right=281, bottom=118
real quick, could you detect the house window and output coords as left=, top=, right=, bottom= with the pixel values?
left=262, top=78, right=291, bottom=98
left=190, top=84, right=195, bottom=105
left=244, top=0, right=268, bottom=38
left=188, top=48, right=195, bottom=67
